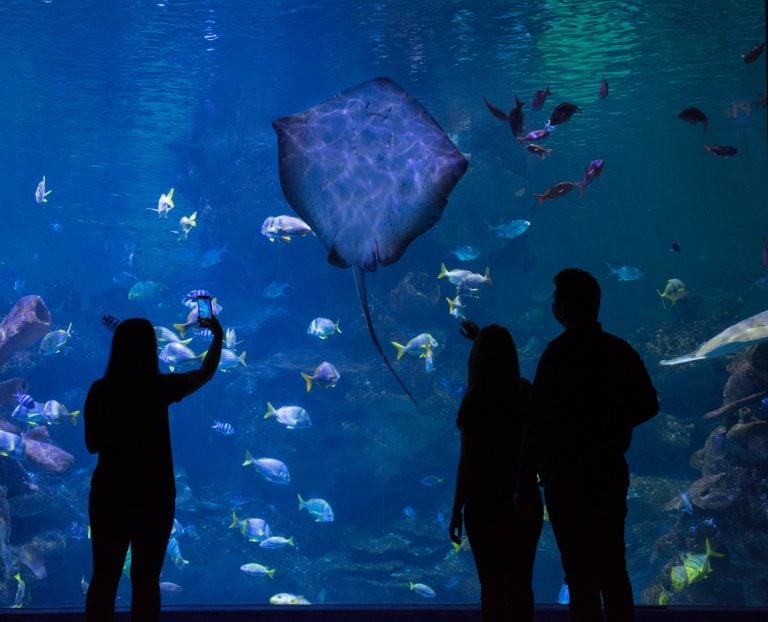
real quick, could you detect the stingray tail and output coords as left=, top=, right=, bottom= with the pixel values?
left=353, top=267, right=418, bottom=406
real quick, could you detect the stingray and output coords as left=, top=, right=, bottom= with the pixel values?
left=272, top=77, right=468, bottom=403
left=660, top=309, right=768, bottom=365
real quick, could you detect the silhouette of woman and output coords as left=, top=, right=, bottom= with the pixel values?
left=84, top=315, right=223, bottom=622
left=450, top=320, right=543, bottom=622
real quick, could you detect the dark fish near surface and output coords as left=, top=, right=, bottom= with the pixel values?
left=581, top=159, right=605, bottom=188
left=743, top=41, right=765, bottom=64
left=704, top=144, right=738, bottom=157
left=599, top=78, right=609, bottom=99
left=508, top=97, right=524, bottom=137
left=517, top=128, right=550, bottom=143
left=547, top=102, right=581, bottom=126
left=678, top=107, right=708, bottom=132
left=531, top=86, right=551, bottom=110
left=763, top=238, right=768, bottom=272
left=526, top=144, right=551, bottom=159
left=482, top=96, right=508, bottom=122
left=534, top=181, right=578, bottom=204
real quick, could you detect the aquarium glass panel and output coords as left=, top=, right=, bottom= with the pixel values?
left=0, top=0, right=766, bottom=609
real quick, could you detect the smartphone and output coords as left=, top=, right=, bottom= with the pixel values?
left=196, top=295, right=213, bottom=320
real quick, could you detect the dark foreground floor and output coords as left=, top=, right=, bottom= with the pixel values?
left=1, top=606, right=768, bottom=621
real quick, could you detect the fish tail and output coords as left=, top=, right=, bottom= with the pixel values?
left=437, top=263, right=448, bottom=279
left=706, top=538, right=725, bottom=558
left=484, top=267, right=492, bottom=285
left=535, top=194, right=545, bottom=204
left=335, top=320, right=342, bottom=334
left=229, top=512, right=238, bottom=529
left=575, top=181, right=585, bottom=198
left=242, top=450, right=253, bottom=467
left=391, top=342, right=406, bottom=360
left=267, top=568, right=275, bottom=579
left=173, top=323, right=187, bottom=338
left=300, top=372, right=313, bottom=392
left=264, top=402, right=276, bottom=419
left=70, top=410, right=80, bottom=426
left=288, top=536, right=295, bottom=547
left=298, top=493, right=305, bottom=510
left=237, top=351, right=247, bottom=367
left=166, top=188, right=175, bottom=207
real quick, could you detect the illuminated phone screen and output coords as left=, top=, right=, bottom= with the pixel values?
left=197, top=296, right=213, bottom=320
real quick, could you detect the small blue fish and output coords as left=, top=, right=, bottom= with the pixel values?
left=403, top=506, right=417, bottom=519
left=444, top=575, right=459, bottom=589
left=679, top=490, right=694, bottom=514
left=262, top=280, right=292, bottom=298
left=450, top=245, right=480, bottom=261
left=558, top=582, right=570, bottom=604
left=70, top=521, right=88, bottom=540
left=420, top=475, right=443, bottom=486
left=607, top=263, right=644, bottom=282
left=488, top=219, right=531, bottom=239
left=670, top=241, right=681, bottom=254
left=435, top=511, right=447, bottom=530
left=211, top=420, right=235, bottom=436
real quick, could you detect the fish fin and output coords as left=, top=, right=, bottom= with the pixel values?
left=70, top=410, right=80, bottom=426
left=300, top=372, right=313, bottom=392
left=391, top=342, right=406, bottom=360
left=238, top=351, right=247, bottom=367
left=576, top=181, right=585, bottom=198
left=229, top=512, right=238, bottom=528
left=484, top=267, right=492, bottom=285
left=264, top=403, right=275, bottom=419
left=242, top=450, right=253, bottom=466
left=298, top=493, right=304, bottom=509
left=166, top=188, right=175, bottom=207
left=659, top=353, right=707, bottom=366
left=267, top=569, right=275, bottom=579
left=335, top=320, right=342, bottom=334
left=354, top=267, right=417, bottom=405
left=172, top=323, right=187, bottom=337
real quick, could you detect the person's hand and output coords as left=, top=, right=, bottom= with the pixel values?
left=449, top=509, right=464, bottom=545
left=199, top=315, right=223, bottom=338
left=459, top=320, right=480, bottom=341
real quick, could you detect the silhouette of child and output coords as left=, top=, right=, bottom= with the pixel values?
left=450, top=320, right=543, bottom=622
left=84, top=315, right=223, bottom=622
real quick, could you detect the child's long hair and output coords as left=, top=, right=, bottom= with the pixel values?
left=103, top=318, right=159, bottom=380
left=466, top=324, right=520, bottom=399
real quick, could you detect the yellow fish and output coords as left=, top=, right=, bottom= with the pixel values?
left=683, top=537, right=724, bottom=585
left=657, top=278, right=687, bottom=306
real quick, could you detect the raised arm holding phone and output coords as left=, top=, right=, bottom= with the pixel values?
left=84, top=304, right=223, bottom=622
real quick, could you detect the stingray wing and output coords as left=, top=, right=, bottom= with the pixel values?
left=272, top=77, right=468, bottom=271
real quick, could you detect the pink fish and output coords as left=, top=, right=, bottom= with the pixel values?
left=704, top=145, right=738, bottom=157
left=743, top=41, right=765, bottom=64
left=534, top=181, right=578, bottom=204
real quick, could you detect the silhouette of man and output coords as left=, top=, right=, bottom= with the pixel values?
left=518, top=268, right=658, bottom=622
left=84, top=315, right=223, bottom=622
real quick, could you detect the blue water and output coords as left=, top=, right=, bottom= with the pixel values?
left=0, top=0, right=765, bottom=609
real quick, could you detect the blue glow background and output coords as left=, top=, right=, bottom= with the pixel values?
left=0, top=0, right=765, bottom=609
